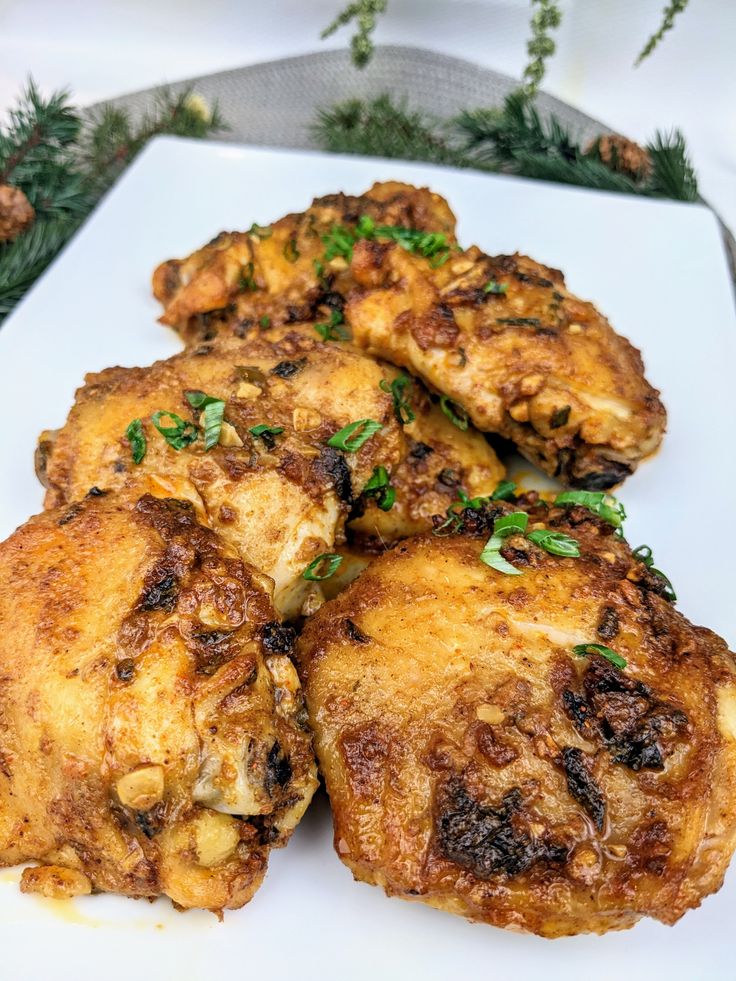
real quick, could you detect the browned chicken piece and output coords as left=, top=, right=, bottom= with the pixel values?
left=0, top=489, right=317, bottom=910
left=348, top=367, right=505, bottom=548
left=152, top=181, right=456, bottom=345
left=37, top=328, right=405, bottom=618
left=299, top=498, right=736, bottom=937
left=346, top=244, right=666, bottom=489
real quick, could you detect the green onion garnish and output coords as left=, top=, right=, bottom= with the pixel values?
left=379, top=373, right=415, bottom=425
left=362, top=465, right=396, bottom=511
left=248, top=222, right=272, bottom=239
left=554, top=490, right=626, bottom=529
left=314, top=309, right=349, bottom=342
left=480, top=511, right=529, bottom=576
left=239, top=261, right=258, bottom=291
left=490, top=480, right=517, bottom=501
left=572, top=643, right=627, bottom=669
left=483, top=280, right=508, bottom=295
left=185, top=391, right=226, bottom=451
left=151, top=411, right=199, bottom=451
left=327, top=419, right=383, bottom=453
left=440, top=396, right=469, bottom=431
left=125, top=419, right=146, bottom=464
left=527, top=529, right=580, bottom=557
left=632, top=544, right=677, bottom=602
left=283, top=237, right=300, bottom=262
left=259, top=315, right=271, bottom=329
left=302, top=553, right=343, bottom=581
left=249, top=424, right=284, bottom=450
left=322, top=217, right=451, bottom=265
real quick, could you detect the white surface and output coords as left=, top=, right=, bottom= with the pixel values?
left=1, top=0, right=734, bottom=232
left=1, top=137, right=735, bottom=980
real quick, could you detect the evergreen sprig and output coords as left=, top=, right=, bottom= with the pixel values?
left=321, top=0, right=388, bottom=68
left=314, top=92, right=700, bottom=204
left=522, top=0, right=563, bottom=98
left=0, top=83, right=225, bottom=325
left=637, top=1, right=691, bottom=65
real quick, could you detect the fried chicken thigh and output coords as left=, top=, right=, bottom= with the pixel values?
left=299, top=499, right=736, bottom=936
left=152, top=182, right=456, bottom=345
left=347, top=244, right=666, bottom=488
left=0, top=490, right=317, bottom=909
left=37, top=328, right=404, bottom=618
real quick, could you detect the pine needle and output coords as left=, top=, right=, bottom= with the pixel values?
left=522, top=0, right=563, bottom=98
left=646, top=129, right=699, bottom=201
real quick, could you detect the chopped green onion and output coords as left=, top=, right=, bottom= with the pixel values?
left=184, top=390, right=226, bottom=451
left=283, top=237, right=300, bottom=263
left=490, top=480, right=517, bottom=501
left=259, top=315, right=271, bottom=329
left=572, top=643, right=627, bottom=670
left=632, top=544, right=677, bottom=601
left=479, top=511, right=529, bottom=576
left=496, top=317, right=541, bottom=327
left=483, top=280, right=508, bottom=295
left=550, top=405, right=571, bottom=429
left=322, top=218, right=452, bottom=266
left=554, top=490, right=626, bottom=529
left=327, top=418, right=383, bottom=453
left=249, top=423, right=284, bottom=450
left=493, top=511, right=529, bottom=538
left=314, top=309, right=349, bottom=342
left=248, top=222, right=272, bottom=239
left=239, top=262, right=258, bottom=291
left=528, top=529, right=580, bottom=557
left=440, top=396, right=469, bottom=431
left=362, top=465, right=396, bottom=511
left=313, top=257, right=327, bottom=283
left=302, top=553, right=343, bottom=581
left=125, top=418, right=146, bottom=464
left=151, top=411, right=199, bottom=451
left=379, top=373, right=415, bottom=425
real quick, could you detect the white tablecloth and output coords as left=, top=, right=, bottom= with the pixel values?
left=1, top=0, right=734, bottom=230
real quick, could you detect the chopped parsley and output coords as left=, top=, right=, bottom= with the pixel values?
left=125, top=419, right=146, bottom=464
left=314, top=309, right=349, bottom=342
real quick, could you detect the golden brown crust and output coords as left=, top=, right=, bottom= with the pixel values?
left=0, top=490, right=318, bottom=910
left=152, top=181, right=457, bottom=345
left=38, top=327, right=405, bottom=618
left=298, top=503, right=736, bottom=936
left=348, top=366, right=505, bottom=546
left=346, top=245, right=666, bottom=489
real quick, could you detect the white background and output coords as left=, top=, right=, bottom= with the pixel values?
left=0, top=0, right=734, bottom=231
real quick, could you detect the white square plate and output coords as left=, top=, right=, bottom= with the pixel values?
left=0, top=137, right=734, bottom=980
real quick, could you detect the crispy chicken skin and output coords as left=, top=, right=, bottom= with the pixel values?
left=0, top=490, right=317, bottom=910
left=37, top=328, right=404, bottom=618
left=152, top=181, right=456, bottom=345
left=346, top=243, right=666, bottom=489
left=348, top=368, right=505, bottom=547
left=299, top=500, right=736, bottom=936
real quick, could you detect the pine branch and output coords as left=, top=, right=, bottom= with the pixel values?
left=0, top=214, right=82, bottom=318
left=313, top=96, right=468, bottom=167
left=646, top=129, right=698, bottom=201
left=637, top=0, right=690, bottom=65
left=79, top=89, right=227, bottom=200
left=0, top=79, right=80, bottom=185
left=321, top=0, right=388, bottom=68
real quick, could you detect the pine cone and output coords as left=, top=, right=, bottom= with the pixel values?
left=0, top=184, right=35, bottom=243
left=586, top=134, right=652, bottom=182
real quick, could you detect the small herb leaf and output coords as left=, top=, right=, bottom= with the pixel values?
left=483, top=280, right=508, bottom=295
left=125, top=419, right=147, bottom=464
left=572, top=643, right=627, bottom=669
left=314, top=308, right=349, bottom=341
left=303, top=553, right=343, bottom=581
left=327, top=418, right=383, bottom=453
left=380, top=373, right=415, bottom=425
left=151, top=411, right=199, bottom=451
left=528, top=529, right=580, bottom=557
left=440, top=395, right=469, bottom=431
